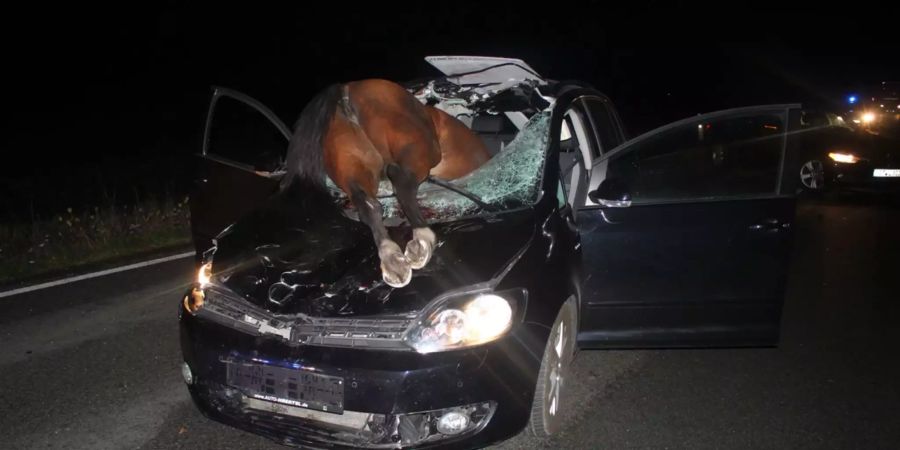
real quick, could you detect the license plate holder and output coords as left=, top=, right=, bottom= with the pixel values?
left=226, top=360, right=344, bottom=414
left=873, top=168, right=900, bottom=178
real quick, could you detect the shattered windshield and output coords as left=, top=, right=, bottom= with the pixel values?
left=325, top=110, right=551, bottom=222
left=379, top=111, right=552, bottom=221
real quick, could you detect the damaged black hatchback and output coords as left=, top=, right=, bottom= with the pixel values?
left=180, top=56, right=797, bottom=448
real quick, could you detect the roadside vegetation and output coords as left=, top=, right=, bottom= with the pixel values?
left=0, top=196, right=191, bottom=285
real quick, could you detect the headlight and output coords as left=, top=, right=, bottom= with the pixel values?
left=197, top=246, right=217, bottom=286
left=183, top=287, right=205, bottom=315
left=197, top=261, right=213, bottom=286
left=828, top=152, right=860, bottom=164
left=185, top=247, right=217, bottom=315
left=404, top=289, right=523, bottom=354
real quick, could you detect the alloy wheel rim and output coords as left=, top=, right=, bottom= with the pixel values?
left=800, top=160, right=825, bottom=190
left=546, top=316, right=570, bottom=423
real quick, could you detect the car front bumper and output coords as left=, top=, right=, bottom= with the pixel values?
left=831, top=161, right=900, bottom=193
left=178, top=292, right=549, bottom=449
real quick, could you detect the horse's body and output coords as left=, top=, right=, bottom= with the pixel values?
left=281, top=79, right=490, bottom=287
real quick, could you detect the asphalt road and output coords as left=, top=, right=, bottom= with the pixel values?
left=1, top=196, right=898, bottom=449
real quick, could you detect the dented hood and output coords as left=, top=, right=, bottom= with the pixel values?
left=211, top=185, right=536, bottom=318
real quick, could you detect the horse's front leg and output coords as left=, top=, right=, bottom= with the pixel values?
left=349, top=184, right=412, bottom=287
left=386, top=164, right=436, bottom=270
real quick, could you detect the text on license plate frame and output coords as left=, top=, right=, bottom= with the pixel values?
left=226, top=361, right=345, bottom=414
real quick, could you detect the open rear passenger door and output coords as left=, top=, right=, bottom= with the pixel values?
left=189, top=87, right=292, bottom=258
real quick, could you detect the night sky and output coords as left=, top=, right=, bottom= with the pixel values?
left=2, top=3, right=897, bottom=215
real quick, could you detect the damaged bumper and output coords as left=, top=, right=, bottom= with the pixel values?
left=178, top=287, right=547, bottom=449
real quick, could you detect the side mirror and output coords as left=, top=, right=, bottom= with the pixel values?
left=588, top=178, right=632, bottom=208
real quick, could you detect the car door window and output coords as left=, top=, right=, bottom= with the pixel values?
left=558, top=115, right=580, bottom=195
left=205, top=95, right=290, bottom=173
left=583, top=97, right=626, bottom=155
left=605, top=112, right=785, bottom=204
left=559, top=106, right=595, bottom=208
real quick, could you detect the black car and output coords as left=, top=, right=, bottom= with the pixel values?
left=179, top=56, right=799, bottom=449
left=791, top=109, right=900, bottom=194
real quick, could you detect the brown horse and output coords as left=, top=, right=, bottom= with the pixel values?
left=281, top=79, right=490, bottom=287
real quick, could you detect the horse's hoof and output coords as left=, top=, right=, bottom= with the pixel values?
left=379, top=241, right=412, bottom=288
left=405, top=227, right=436, bottom=270
left=405, top=238, right=433, bottom=270
left=381, top=259, right=412, bottom=288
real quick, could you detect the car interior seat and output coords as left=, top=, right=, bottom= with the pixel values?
left=471, top=114, right=520, bottom=157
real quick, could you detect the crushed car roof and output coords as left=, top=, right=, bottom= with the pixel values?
left=425, top=55, right=545, bottom=92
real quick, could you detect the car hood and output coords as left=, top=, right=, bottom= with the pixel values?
left=210, top=185, right=536, bottom=317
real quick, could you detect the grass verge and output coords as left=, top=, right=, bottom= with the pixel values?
left=0, top=196, right=192, bottom=286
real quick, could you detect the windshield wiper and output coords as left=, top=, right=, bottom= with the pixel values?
left=425, top=176, right=493, bottom=211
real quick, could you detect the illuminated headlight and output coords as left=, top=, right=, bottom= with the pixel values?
left=861, top=112, right=876, bottom=124
left=197, top=246, right=217, bottom=287
left=828, top=152, right=860, bottom=164
left=405, top=289, right=523, bottom=354
left=185, top=255, right=214, bottom=315
left=197, top=261, right=213, bottom=286
left=183, top=287, right=205, bottom=315
left=436, top=410, right=470, bottom=435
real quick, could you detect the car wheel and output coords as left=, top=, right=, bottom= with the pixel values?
left=528, top=296, right=577, bottom=437
left=799, top=159, right=826, bottom=192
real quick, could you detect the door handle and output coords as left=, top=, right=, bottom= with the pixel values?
left=597, top=198, right=631, bottom=208
left=749, top=218, right=790, bottom=231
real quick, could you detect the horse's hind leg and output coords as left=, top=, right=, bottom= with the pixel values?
left=348, top=183, right=412, bottom=288
left=386, top=163, right=436, bottom=270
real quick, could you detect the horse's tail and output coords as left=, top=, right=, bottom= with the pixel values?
left=280, top=83, right=343, bottom=192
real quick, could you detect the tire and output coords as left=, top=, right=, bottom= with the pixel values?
left=799, top=159, right=826, bottom=192
left=528, top=297, right=578, bottom=437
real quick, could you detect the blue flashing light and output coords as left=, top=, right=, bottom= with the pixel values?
left=848, top=95, right=857, bottom=104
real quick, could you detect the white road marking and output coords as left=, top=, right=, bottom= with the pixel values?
left=0, top=251, right=195, bottom=299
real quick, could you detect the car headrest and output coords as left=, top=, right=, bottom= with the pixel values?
left=471, top=115, right=515, bottom=134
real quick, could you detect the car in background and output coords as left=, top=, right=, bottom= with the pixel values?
left=790, top=109, right=900, bottom=195
left=180, top=56, right=802, bottom=449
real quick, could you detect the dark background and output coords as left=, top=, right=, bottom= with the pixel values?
left=2, top=3, right=897, bottom=219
